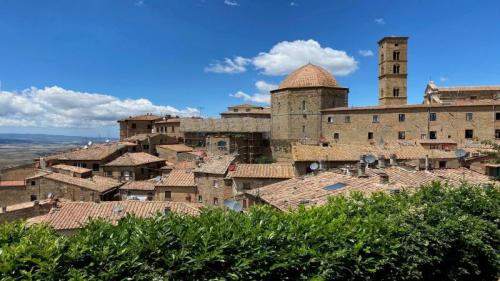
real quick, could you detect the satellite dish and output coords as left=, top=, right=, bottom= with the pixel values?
left=83, top=145, right=88, bottom=149
left=364, top=154, right=377, bottom=164
left=88, top=141, right=93, bottom=146
left=105, top=139, right=110, bottom=144
left=455, top=149, right=467, bottom=158
left=309, top=162, right=320, bottom=171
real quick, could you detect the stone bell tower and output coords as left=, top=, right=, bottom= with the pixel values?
left=378, top=37, right=408, bottom=106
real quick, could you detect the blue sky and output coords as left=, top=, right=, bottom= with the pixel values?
left=0, top=0, right=499, bottom=137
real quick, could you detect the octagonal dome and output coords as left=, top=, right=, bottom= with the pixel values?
left=278, top=63, right=338, bottom=90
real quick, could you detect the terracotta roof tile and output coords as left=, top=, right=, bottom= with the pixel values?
left=156, top=169, right=196, bottom=187
left=123, top=133, right=160, bottom=142
left=119, top=114, right=162, bottom=121
left=157, top=144, right=193, bottom=152
left=104, top=152, right=165, bottom=167
left=38, top=172, right=122, bottom=193
left=227, top=164, right=296, bottom=179
left=29, top=201, right=202, bottom=230
left=0, top=181, right=25, bottom=188
left=51, top=164, right=92, bottom=174
left=194, top=155, right=236, bottom=175
left=46, top=142, right=137, bottom=161
left=246, top=167, right=496, bottom=211
left=278, top=64, right=339, bottom=90
left=120, top=178, right=160, bottom=191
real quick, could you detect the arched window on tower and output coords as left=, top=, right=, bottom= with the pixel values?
left=393, top=88, right=400, bottom=97
left=302, top=100, right=306, bottom=111
left=393, top=51, right=400, bottom=61
left=393, top=64, right=400, bottom=74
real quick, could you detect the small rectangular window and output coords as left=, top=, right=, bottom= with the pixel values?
left=372, top=115, right=379, bottom=123
left=198, top=195, right=203, bottom=203
left=327, top=116, right=334, bottom=123
left=429, top=131, right=437, bottom=139
left=496, top=112, right=500, bottom=120
left=92, top=163, right=100, bottom=172
left=496, top=130, right=500, bottom=139
left=368, top=132, right=373, bottom=140
left=429, top=112, right=437, bottom=121
left=398, top=131, right=405, bottom=140
left=466, top=112, right=473, bottom=121
left=333, top=133, right=339, bottom=140
left=344, top=116, right=351, bottom=123
left=398, top=114, right=405, bottom=122
left=31, top=180, right=36, bottom=186
left=30, top=195, right=37, bottom=201
left=165, top=191, right=172, bottom=200
left=213, top=197, right=219, bottom=206
left=420, top=134, right=427, bottom=139
left=393, top=88, right=400, bottom=97
left=465, top=129, right=474, bottom=139
left=131, top=123, right=137, bottom=129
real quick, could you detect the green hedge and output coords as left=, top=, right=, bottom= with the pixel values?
left=1, top=183, right=499, bottom=280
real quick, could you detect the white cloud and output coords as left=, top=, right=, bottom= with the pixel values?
left=374, top=18, right=385, bottom=25
left=224, top=0, right=239, bottom=6
left=440, top=76, right=449, bottom=82
left=205, top=56, right=250, bottom=74
left=134, top=0, right=145, bottom=7
left=229, top=80, right=278, bottom=104
left=252, top=39, right=358, bottom=76
left=358, top=50, right=374, bottom=57
left=0, top=86, right=199, bottom=128
left=290, top=2, right=298, bottom=6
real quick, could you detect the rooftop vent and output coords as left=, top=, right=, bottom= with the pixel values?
left=323, top=182, right=347, bottom=191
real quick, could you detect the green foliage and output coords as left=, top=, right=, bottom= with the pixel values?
left=1, top=183, right=499, bottom=280
left=481, top=139, right=500, bottom=164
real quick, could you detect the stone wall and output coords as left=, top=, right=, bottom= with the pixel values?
left=195, top=173, right=232, bottom=207
left=103, top=163, right=163, bottom=181
left=155, top=186, right=198, bottom=203
left=0, top=186, right=29, bottom=207
left=322, top=105, right=500, bottom=144
left=0, top=200, right=54, bottom=223
left=181, top=117, right=270, bottom=133
left=26, top=177, right=105, bottom=202
left=119, top=120, right=155, bottom=140
left=0, top=164, right=37, bottom=181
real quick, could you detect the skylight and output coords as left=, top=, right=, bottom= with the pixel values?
left=323, top=182, right=347, bottom=191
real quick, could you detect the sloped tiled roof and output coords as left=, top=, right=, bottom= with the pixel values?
left=38, top=172, right=122, bottom=193
left=0, top=181, right=25, bottom=188
left=156, top=169, right=196, bottom=187
left=246, top=167, right=495, bottom=211
left=105, top=152, right=165, bottom=167
left=120, top=178, right=160, bottom=191
left=51, top=164, right=92, bottom=174
left=124, top=133, right=160, bottom=142
left=157, top=144, right=193, bottom=153
left=46, top=142, right=137, bottom=161
left=194, top=155, right=236, bottom=175
left=292, top=143, right=456, bottom=162
left=278, top=64, right=339, bottom=90
left=29, top=201, right=202, bottom=230
left=119, top=114, right=162, bottom=121
left=226, top=164, right=296, bottom=179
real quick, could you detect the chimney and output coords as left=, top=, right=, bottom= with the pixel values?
left=379, top=173, right=389, bottom=184
left=389, top=154, right=397, bottom=166
left=357, top=155, right=367, bottom=177
left=378, top=155, right=386, bottom=169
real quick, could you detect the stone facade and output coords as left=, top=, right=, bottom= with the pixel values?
left=195, top=173, right=233, bottom=207
left=378, top=37, right=408, bottom=106
left=322, top=104, right=500, bottom=145
left=103, top=162, right=163, bottom=181
left=25, top=177, right=106, bottom=202
left=0, top=164, right=37, bottom=181
left=0, top=184, right=28, bottom=206
left=118, top=114, right=161, bottom=140
left=154, top=186, right=198, bottom=203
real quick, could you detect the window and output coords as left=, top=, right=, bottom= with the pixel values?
left=368, top=132, right=373, bottom=140
left=496, top=112, right=500, bottom=120
left=429, top=131, right=437, bottom=139
left=398, top=113, right=405, bottom=122
left=398, top=131, right=405, bottom=140
left=393, top=64, right=400, bottom=74
left=466, top=112, right=473, bottom=121
left=372, top=115, right=379, bottom=123
left=393, top=88, right=400, bottom=97
left=131, top=123, right=136, bottom=129
left=106, top=171, right=113, bottom=177
left=198, top=195, right=203, bottom=203
left=420, top=134, right=427, bottom=139
left=143, top=144, right=149, bottom=150
left=92, top=163, right=99, bottom=172
left=496, top=130, right=500, bottom=139
left=302, top=125, right=305, bottom=133
left=165, top=191, right=172, bottom=201
left=393, top=51, right=400, bottom=60
left=465, top=129, right=474, bottom=139
left=147, top=124, right=152, bottom=130
left=77, top=163, right=87, bottom=168
left=381, top=53, right=384, bottom=61
left=31, top=180, right=36, bottom=186
left=344, top=116, right=351, bottom=123
left=233, top=109, right=238, bottom=112
left=439, top=161, right=447, bottom=168
left=213, top=180, right=219, bottom=188
left=302, top=100, right=306, bottom=111
left=30, top=195, right=37, bottom=201
left=213, top=197, right=219, bottom=206
left=171, top=126, right=175, bottom=132
left=333, top=133, right=339, bottom=140
left=327, top=116, right=334, bottom=123
left=429, top=112, right=437, bottom=121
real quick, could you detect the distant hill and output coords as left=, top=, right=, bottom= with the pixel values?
left=0, top=134, right=116, bottom=145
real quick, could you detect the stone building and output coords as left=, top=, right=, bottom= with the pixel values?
left=153, top=117, right=185, bottom=142
left=0, top=181, right=27, bottom=207
left=43, top=142, right=138, bottom=176
left=194, top=155, right=236, bottom=207
left=156, top=144, right=197, bottom=163
left=123, top=133, right=174, bottom=155
left=50, top=164, right=92, bottom=178
left=155, top=169, right=198, bottom=203
left=103, top=152, right=165, bottom=181
left=119, top=178, right=158, bottom=201
left=424, top=81, right=500, bottom=104
left=25, top=171, right=122, bottom=203
left=118, top=113, right=162, bottom=140
left=270, top=64, right=349, bottom=161
left=220, top=104, right=271, bottom=119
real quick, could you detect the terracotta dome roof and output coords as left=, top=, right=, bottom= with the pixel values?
left=278, top=64, right=338, bottom=90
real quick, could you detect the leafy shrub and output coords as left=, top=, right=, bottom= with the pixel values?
left=0, top=183, right=498, bottom=280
